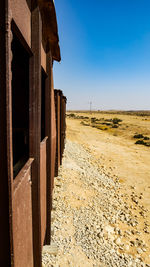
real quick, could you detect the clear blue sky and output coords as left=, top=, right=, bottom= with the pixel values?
left=54, top=0, right=150, bottom=110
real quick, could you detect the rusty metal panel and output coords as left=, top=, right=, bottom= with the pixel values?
left=61, top=95, right=67, bottom=161
left=51, top=80, right=57, bottom=191
left=63, top=96, right=67, bottom=147
left=10, top=0, right=31, bottom=47
left=60, top=93, right=66, bottom=164
left=30, top=6, right=43, bottom=267
left=54, top=90, right=67, bottom=172
left=44, top=52, right=52, bottom=245
left=57, top=92, right=61, bottom=168
left=54, top=90, right=58, bottom=176
left=51, top=134, right=56, bottom=190
left=41, top=43, right=46, bottom=72
left=0, top=1, right=13, bottom=265
left=61, top=97, right=65, bottom=156
left=54, top=89, right=62, bottom=176
left=13, top=159, right=34, bottom=267
left=40, top=137, right=48, bottom=246
left=60, top=93, right=63, bottom=164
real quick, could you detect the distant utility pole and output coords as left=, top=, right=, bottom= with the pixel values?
left=90, top=101, right=92, bottom=113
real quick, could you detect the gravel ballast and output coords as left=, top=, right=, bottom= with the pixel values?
left=42, top=140, right=150, bottom=267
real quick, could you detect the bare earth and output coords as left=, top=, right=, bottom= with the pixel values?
left=43, top=112, right=150, bottom=267
left=67, top=112, right=150, bottom=210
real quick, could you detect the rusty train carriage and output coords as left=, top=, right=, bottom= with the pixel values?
left=54, top=90, right=67, bottom=177
left=0, top=1, right=66, bottom=266
left=60, top=95, right=67, bottom=164
left=54, top=89, right=62, bottom=176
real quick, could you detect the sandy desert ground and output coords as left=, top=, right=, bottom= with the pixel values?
left=43, top=111, right=150, bottom=267
left=67, top=111, right=150, bottom=206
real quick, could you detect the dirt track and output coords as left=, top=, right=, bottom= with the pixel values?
left=43, top=114, right=150, bottom=267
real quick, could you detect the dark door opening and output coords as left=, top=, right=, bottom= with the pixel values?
left=11, top=32, right=30, bottom=178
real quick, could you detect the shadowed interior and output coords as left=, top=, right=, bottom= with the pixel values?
left=11, top=32, right=30, bottom=178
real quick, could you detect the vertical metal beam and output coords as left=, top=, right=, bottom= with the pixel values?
left=30, top=5, right=42, bottom=267
left=59, top=91, right=63, bottom=165
left=54, top=90, right=59, bottom=177
left=45, top=51, right=52, bottom=244
left=0, top=1, right=14, bottom=266
left=50, top=70, right=57, bottom=194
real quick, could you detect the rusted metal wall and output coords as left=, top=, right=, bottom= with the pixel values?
left=54, top=89, right=61, bottom=176
left=31, top=6, right=43, bottom=266
left=60, top=95, right=67, bottom=164
left=40, top=137, right=48, bottom=246
left=0, top=1, right=67, bottom=267
left=50, top=71, right=57, bottom=192
left=54, top=89, right=67, bottom=173
left=0, top=1, right=13, bottom=266
left=13, top=159, right=34, bottom=267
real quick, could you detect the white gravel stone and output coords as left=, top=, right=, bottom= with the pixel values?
left=42, top=140, right=148, bottom=267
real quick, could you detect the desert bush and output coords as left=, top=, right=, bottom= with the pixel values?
left=79, top=116, right=85, bottom=119
left=77, top=115, right=89, bottom=120
left=112, top=124, right=118, bottom=128
left=145, top=142, right=150, bottom=147
left=100, top=122, right=111, bottom=126
left=105, top=122, right=111, bottom=126
left=69, top=113, right=75, bottom=118
left=135, top=140, right=150, bottom=147
left=133, top=134, right=144, bottom=139
left=80, top=121, right=89, bottom=126
left=143, top=136, right=150, bottom=140
left=135, top=140, right=145, bottom=145
left=91, top=117, right=96, bottom=123
left=112, top=118, right=122, bottom=124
